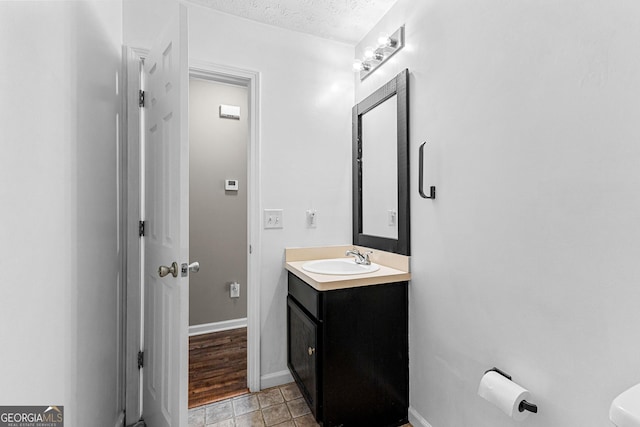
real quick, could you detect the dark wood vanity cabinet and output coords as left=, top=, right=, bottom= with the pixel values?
left=286, top=272, right=409, bottom=427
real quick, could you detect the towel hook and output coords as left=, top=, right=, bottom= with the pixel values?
left=419, top=141, right=436, bottom=199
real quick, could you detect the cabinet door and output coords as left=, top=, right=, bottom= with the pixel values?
left=287, top=296, right=319, bottom=415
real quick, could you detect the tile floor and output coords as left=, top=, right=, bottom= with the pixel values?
left=188, top=382, right=413, bottom=427
left=188, top=382, right=319, bottom=427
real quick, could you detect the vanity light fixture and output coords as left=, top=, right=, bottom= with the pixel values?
left=353, top=25, right=405, bottom=81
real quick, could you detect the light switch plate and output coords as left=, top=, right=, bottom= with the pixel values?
left=264, top=209, right=283, bottom=229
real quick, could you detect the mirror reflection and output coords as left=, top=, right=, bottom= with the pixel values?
left=361, top=94, right=398, bottom=239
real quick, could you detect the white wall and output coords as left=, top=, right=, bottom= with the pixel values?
left=0, top=1, right=123, bottom=426
left=124, top=0, right=354, bottom=383
left=356, top=1, right=640, bottom=426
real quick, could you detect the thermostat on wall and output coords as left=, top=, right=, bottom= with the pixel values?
left=225, top=179, right=239, bottom=191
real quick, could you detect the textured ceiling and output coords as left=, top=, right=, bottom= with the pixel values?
left=184, top=0, right=398, bottom=44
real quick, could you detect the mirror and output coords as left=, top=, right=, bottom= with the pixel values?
left=352, top=69, right=410, bottom=255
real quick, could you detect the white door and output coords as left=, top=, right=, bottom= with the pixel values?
left=143, top=5, right=189, bottom=427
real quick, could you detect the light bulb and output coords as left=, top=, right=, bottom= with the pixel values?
left=377, top=34, right=391, bottom=47
left=378, top=34, right=398, bottom=48
left=353, top=60, right=371, bottom=72
left=363, top=47, right=375, bottom=60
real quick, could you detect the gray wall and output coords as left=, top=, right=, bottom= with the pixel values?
left=189, top=78, right=248, bottom=326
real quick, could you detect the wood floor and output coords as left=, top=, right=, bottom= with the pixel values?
left=189, top=327, right=248, bottom=409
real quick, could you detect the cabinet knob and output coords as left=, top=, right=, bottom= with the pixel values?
left=308, top=347, right=315, bottom=356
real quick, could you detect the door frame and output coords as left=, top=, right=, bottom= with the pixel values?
left=188, top=59, right=262, bottom=393
left=124, top=49, right=262, bottom=424
left=124, top=46, right=147, bottom=424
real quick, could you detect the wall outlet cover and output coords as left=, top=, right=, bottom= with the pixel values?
left=230, top=282, right=240, bottom=298
left=306, top=209, right=317, bottom=228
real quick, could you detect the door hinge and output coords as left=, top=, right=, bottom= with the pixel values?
left=138, top=90, right=145, bottom=108
left=137, top=351, right=144, bottom=369
left=139, top=220, right=145, bottom=237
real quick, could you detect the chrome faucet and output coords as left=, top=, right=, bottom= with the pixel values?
left=346, top=248, right=373, bottom=265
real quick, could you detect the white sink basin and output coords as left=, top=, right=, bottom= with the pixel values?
left=611, top=383, right=640, bottom=427
left=302, top=258, right=380, bottom=275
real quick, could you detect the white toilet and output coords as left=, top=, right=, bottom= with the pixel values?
left=610, top=384, right=640, bottom=427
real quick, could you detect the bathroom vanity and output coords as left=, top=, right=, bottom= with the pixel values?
left=284, top=69, right=412, bottom=427
left=285, top=246, right=410, bottom=427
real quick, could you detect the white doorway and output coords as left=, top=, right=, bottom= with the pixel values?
left=188, top=62, right=262, bottom=397
left=124, top=50, right=262, bottom=424
left=188, top=75, right=249, bottom=407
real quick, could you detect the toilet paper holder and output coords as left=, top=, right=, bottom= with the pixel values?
left=486, top=368, right=538, bottom=414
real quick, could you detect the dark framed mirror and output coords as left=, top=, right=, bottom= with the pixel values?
left=352, top=69, right=410, bottom=255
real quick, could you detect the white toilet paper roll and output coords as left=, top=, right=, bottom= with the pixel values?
left=478, top=371, right=531, bottom=421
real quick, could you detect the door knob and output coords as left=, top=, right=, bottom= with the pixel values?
left=158, top=262, right=178, bottom=278
left=308, top=347, right=315, bottom=356
left=180, top=261, right=200, bottom=277
left=188, top=262, right=200, bottom=273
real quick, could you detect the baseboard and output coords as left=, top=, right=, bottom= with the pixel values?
left=189, top=318, right=248, bottom=336
left=260, top=369, right=293, bottom=390
left=408, top=406, right=433, bottom=427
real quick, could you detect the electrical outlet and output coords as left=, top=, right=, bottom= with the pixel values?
left=388, top=209, right=397, bottom=226
left=264, top=209, right=283, bottom=229
left=230, top=282, right=240, bottom=298
left=306, top=209, right=317, bottom=228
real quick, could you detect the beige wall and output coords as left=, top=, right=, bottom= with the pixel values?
left=189, top=78, right=248, bottom=325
